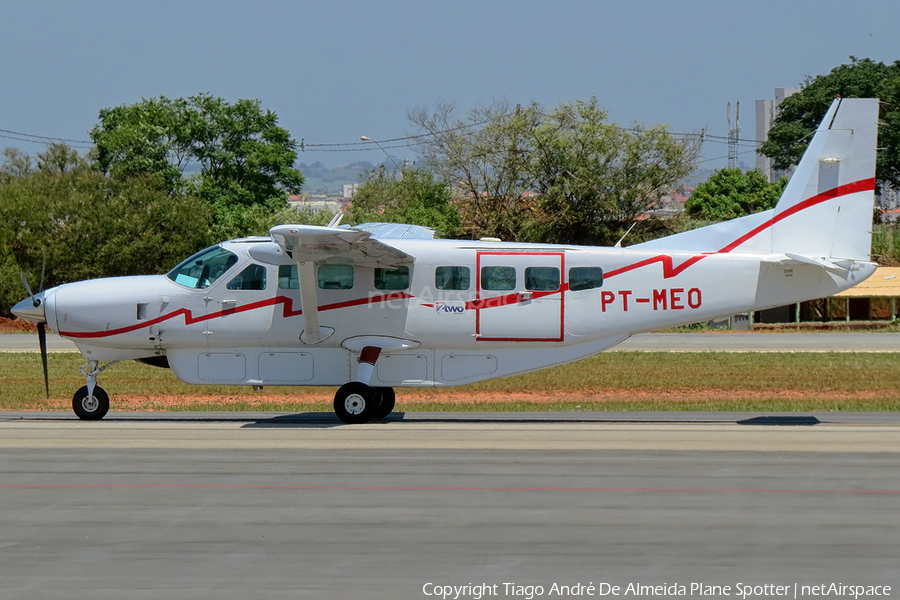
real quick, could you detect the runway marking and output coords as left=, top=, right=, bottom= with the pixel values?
left=1, top=484, right=898, bottom=495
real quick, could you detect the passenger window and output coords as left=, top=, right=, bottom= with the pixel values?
left=318, top=264, right=354, bottom=289
left=435, top=266, right=470, bottom=290
left=374, top=266, right=410, bottom=290
left=525, top=267, right=559, bottom=291
left=481, top=266, right=516, bottom=290
left=226, top=264, right=267, bottom=291
left=278, top=265, right=299, bottom=289
left=569, top=267, right=604, bottom=291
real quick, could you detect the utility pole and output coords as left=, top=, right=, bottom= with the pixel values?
left=727, top=101, right=740, bottom=169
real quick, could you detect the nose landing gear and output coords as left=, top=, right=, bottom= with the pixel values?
left=72, top=360, right=118, bottom=421
left=72, top=385, right=109, bottom=420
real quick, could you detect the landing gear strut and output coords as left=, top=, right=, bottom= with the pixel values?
left=72, top=360, right=118, bottom=421
left=332, top=383, right=396, bottom=424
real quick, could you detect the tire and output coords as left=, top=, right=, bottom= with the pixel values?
left=333, top=382, right=379, bottom=424
left=372, top=387, right=396, bottom=420
left=72, top=385, right=110, bottom=421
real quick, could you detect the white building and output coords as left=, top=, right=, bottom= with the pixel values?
left=755, top=87, right=799, bottom=182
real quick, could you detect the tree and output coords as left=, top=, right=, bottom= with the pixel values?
left=409, top=97, right=700, bottom=245
left=0, top=145, right=212, bottom=314
left=90, top=94, right=305, bottom=228
left=347, top=166, right=463, bottom=238
left=0, top=147, right=33, bottom=183
left=684, top=168, right=788, bottom=221
left=758, top=57, right=900, bottom=189
left=528, top=98, right=700, bottom=245
left=409, top=100, right=542, bottom=241
left=36, top=142, right=90, bottom=175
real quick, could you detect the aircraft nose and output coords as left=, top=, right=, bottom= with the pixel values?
left=11, top=293, right=47, bottom=323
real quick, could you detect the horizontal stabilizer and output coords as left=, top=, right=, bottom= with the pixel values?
left=763, top=253, right=852, bottom=276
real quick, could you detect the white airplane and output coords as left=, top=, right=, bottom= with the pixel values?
left=13, top=97, right=879, bottom=423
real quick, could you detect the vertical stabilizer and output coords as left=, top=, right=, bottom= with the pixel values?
left=631, top=98, right=878, bottom=260
left=770, top=98, right=878, bottom=260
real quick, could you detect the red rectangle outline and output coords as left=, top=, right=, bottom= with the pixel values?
left=475, top=251, right=565, bottom=342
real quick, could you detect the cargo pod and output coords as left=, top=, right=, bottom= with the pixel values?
left=475, top=252, right=565, bottom=342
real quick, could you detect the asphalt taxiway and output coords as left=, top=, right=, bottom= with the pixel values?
left=1, top=412, right=898, bottom=599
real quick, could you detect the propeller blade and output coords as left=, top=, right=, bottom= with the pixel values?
left=37, top=323, right=49, bottom=399
left=38, top=251, right=46, bottom=294
left=20, top=272, right=33, bottom=299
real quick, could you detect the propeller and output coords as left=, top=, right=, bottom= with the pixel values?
left=37, top=322, right=49, bottom=399
left=17, top=254, right=49, bottom=399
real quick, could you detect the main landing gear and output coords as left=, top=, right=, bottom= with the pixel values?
left=332, top=345, right=397, bottom=424
left=333, top=383, right=396, bottom=424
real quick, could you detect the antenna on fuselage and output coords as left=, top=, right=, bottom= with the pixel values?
left=327, top=212, right=344, bottom=228
left=614, top=222, right=638, bottom=248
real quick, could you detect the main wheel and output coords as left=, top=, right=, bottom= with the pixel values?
left=333, top=382, right=379, bottom=424
left=72, top=385, right=110, bottom=421
left=373, top=387, right=396, bottom=420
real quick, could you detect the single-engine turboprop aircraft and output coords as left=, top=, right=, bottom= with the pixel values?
left=12, top=98, right=880, bottom=423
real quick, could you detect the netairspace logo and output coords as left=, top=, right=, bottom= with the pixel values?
left=421, top=581, right=892, bottom=600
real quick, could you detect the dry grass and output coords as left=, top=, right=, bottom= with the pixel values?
left=2, top=351, right=899, bottom=413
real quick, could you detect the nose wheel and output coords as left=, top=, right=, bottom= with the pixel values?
left=72, top=385, right=110, bottom=421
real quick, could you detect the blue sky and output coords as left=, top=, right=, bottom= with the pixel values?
left=1, top=0, right=896, bottom=170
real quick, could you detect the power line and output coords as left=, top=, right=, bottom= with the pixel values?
left=696, top=147, right=759, bottom=165
left=300, top=119, right=492, bottom=150
left=0, top=127, right=92, bottom=146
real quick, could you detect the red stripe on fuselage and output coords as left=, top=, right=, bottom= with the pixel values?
left=604, top=178, right=875, bottom=280
left=60, top=292, right=412, bottom=339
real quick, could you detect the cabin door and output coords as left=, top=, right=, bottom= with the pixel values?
left=475, top=252, right=564, bottom=342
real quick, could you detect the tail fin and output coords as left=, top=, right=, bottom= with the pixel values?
left=770, top=97, right=878, bottom=260
left=633, top=97, right=878, bottom=260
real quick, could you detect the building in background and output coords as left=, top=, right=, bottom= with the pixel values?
left=755, top=87, right=799, bottom=182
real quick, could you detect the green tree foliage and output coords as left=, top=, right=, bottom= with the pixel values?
left=409, top=97, right=700, bottom=245
left=0, top=148, right=33, bottom=183
left=0, top=145, right=211, bottom=314
left=758, top=57, right=900, bottom=189
left=347, top=166, right=464, bottom=238
left=90, top=94, right=305, bottom=238
left=529, top=99, right=700, bottom=245
left=684, top=168, right=788, bottom=221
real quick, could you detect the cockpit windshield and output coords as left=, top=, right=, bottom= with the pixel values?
left=167, top=245, right=239, bottom=289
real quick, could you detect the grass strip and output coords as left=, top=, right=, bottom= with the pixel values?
left=1, top=351, right=899, bottom=412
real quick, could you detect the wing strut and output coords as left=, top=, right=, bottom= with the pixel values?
left=297, top=261, right=322, bottom=344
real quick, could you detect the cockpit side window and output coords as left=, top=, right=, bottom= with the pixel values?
left=167, top=246, right=239, bottom=289
left=226, top=264, right=267, bottom=291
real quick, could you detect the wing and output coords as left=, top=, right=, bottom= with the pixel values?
left=269, top=224, right=415, bottom=268
left=268, top=223, right=422, bottom=344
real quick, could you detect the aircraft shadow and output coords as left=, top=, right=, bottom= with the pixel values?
left=240, top=413, right=823, bottom=428
left=0, top=413, right=823, bottom=428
